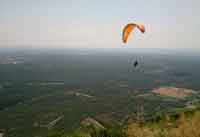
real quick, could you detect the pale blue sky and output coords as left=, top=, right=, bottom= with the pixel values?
left=0, top=0, right=199, bottom=49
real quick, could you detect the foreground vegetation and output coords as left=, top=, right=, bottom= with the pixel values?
left=126, top=111, right=200, bottom=137
left=61, top=110, right=200, bottom=137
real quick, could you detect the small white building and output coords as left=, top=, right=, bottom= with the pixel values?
left=0, top=133, right=4, bottom=137
left=0, top=129, right=6, bottom=137
left=185, top=101, right=196, bottom=109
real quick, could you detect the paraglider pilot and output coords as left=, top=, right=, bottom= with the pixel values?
left=134, top=60, right=138, bottom=67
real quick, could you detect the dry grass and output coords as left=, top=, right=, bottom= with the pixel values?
left=126, top=111, right=200, bottom=137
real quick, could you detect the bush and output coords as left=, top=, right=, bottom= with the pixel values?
left=90, top=128, right=127, bottom=137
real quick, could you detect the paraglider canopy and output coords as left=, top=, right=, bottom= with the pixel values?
left=122, top=23, right=145, bottom=44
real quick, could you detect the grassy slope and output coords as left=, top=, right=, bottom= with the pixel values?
left=62, top=109, right=200, bottom=137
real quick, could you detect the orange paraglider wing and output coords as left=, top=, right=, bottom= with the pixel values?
left=122, top=23, right=145, bottom=44
left=122, top=23, right=137, bottom=43
left=137, top=24, right=145, bottom=33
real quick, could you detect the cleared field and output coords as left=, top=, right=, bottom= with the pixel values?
left=152, top=87, right=195, bottom=99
